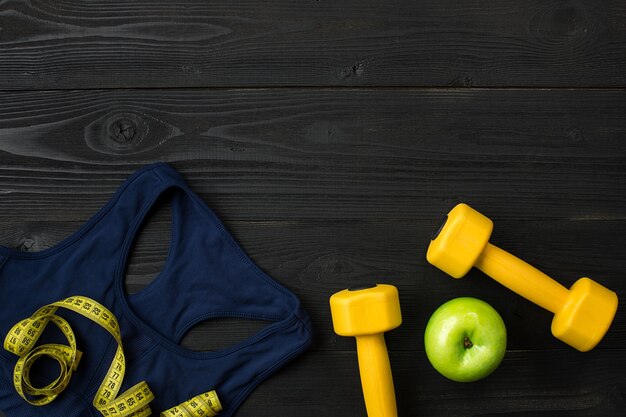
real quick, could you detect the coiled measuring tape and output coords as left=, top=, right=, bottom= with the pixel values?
left=3, top=296, right=222, bottom=417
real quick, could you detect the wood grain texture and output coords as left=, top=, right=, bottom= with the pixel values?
left=236, top=350, right=626, bottom=417
left=0, top=89, right=625, bottom=222
left=1, top=0, right=626, bottom=88
left=1, top=89, right=624, bottom=415
left=2, top=2, right=626, bottom=415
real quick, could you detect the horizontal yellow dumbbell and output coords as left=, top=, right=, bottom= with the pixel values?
left=427, top=203, right=618, bottom=352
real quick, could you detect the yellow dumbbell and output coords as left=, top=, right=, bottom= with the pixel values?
left=330, top=284, right=401, bottom=417
left=427, top=203, right=618, bottom=352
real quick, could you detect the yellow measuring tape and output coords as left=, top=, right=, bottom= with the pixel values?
left=3, top=296, right=222, bottom=417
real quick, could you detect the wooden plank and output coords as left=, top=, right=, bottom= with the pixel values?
left=1, top=218, right=624, bottom=352
left=2, top=349, right=624, bottom=415
left=237, top=350, right=626, bottom=417
left=0, top=89, right=625, bottom=221
left=1, top=1, right=626, bottom=88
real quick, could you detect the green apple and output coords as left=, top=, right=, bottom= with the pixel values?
left=424, top=297, right=506, bottom=382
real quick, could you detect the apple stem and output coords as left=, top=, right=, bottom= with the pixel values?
left=464, top=336, right=473, bottom=349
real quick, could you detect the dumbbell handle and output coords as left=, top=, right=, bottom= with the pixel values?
left=475, top=243, right=569, bottom=314
left=356, top=334, right=397, bottom=417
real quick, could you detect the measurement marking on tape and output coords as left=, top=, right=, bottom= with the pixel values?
left=4, top=296, right=222, bottom=417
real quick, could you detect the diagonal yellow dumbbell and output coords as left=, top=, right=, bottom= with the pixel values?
left=427, top=203, right=618, bottom=352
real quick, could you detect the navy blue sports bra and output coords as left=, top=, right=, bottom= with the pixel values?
left=0, top=163, right=312, bottom=417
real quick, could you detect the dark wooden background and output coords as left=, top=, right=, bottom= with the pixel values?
left=1, top=1, right=625, bottom=416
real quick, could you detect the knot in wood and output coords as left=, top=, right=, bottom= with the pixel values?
left=18, top=237, right=38, bottom=252
left=109, top=118, right=137, bottom=144
left=339, top=61, right=365, bottom=80
left=85, top=109, right=182, bottom=155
